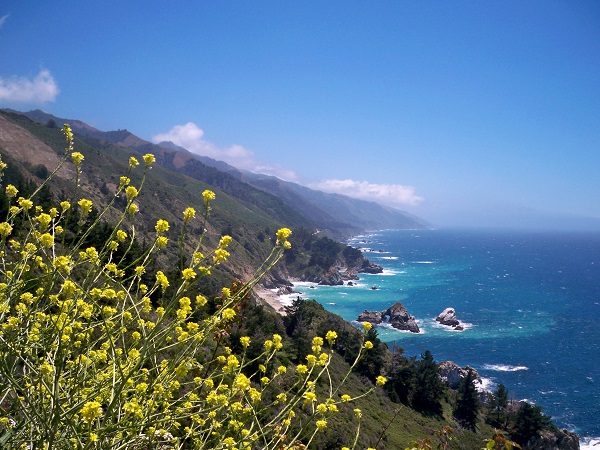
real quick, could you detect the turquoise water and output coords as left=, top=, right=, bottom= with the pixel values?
left=290, top=229, right=600, bottom=443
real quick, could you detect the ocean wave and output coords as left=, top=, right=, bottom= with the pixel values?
left=482, top=364, right=529, bottom=372
left=475, top=376, right=495, bottom=393
left=381, top=256, right=399, bottom=260
left=412, top=260, right=434, bottom=264
left=580, top=437, right=600, bottom=450
left=380, top=269, right=397, bottom=276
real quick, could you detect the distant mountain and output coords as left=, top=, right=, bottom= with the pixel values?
left=240, top=173, right=429, bottom=234
left=13, top=109, right=429, bottom=237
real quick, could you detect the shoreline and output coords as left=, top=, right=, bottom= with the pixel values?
left=254, top=287, right=286, bottom=314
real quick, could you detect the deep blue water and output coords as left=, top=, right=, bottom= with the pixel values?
left=290, top=229, right=600, bottom=442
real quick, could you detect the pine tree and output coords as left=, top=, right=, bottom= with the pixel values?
left=453, top=368, right=480, bottom=430
left=511, top=402, right=553, bottom=445
left=411, top=350, right=445, bottom=416
left=488, top=383, right=509, bottom=427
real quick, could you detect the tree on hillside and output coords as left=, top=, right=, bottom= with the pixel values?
left=487, top=383, right=509, bottom=427
left=354, top=327, right=386, bottom=382
left=510, top=402, right=553, bottom=445
left=386, top=345, right=416, bottom=405
left=411, top=350, right=445, bottom=416
left=453, top=368, right=480, bottom=430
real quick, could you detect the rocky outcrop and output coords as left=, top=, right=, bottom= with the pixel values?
left=357, top=302, right=420, bottom=333
left=524, top=429, right=580, bottom=450
left=439, top=361, right=480, bottom=389
left=358, top=259, right=384, bottom=274
left=435, top=307, right=463, bottom=330
left=317, top=267, right=345, bottom=286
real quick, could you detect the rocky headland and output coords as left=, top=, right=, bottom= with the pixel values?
left=357, top=302, right=420, bottom=333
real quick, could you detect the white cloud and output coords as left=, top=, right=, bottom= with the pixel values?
left=310, top=179, right=424, bottom=206
left=152, top=122, right=298, bottom=181
left=0, top=69, right=60, bottom=103
left=0, top=14, right=9, bottom=28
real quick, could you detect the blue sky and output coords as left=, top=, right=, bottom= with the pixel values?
left=1, top=1, right=599, bottom=229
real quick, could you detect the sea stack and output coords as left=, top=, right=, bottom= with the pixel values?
left=435, top=307, right=463, bottom=330
left=357, top=302, right=420, bottom=333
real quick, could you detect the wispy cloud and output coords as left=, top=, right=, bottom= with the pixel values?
left=152, top=122, right=298, bottom=181
left=310, top=179, right=424, bottom=207
left=0, top=14, right=9, bottom=29
left=0, top=69, right=60, bottom=103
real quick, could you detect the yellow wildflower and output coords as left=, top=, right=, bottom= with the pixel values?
left=18, top=197, right=33, bottom=211
left=0, top=222, right=12, bottom=237
left=376, top=375, right=387, bottom=386
left=222, top=308, right=236, bottom=321
left=78, top=199, right=93, bottom=214
left=80, top=401, right=103, bottom=423
left=143, top=153, right=156, bottom=166
left=39, top=233, right=54, bottom=248
left=5, top=184, right=18, bottom=198
left=155, top=219, right=170, bottom=234
left=326, top=330, right=337, bottom=345
left=316, top=419, right=327, bottom=430
left=182, top=268, right=196, bottom=280
left=202, top=189, right=216, bottom=203
left=71, top=152, right=84, bottom=166
left=183, top=207, right=195, bottom=222
left=125, top=186, right=138, bottom=200
left=156, top=271, right=169, bottom=290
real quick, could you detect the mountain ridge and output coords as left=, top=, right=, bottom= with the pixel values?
left=13, top=109, right=428, bottom=238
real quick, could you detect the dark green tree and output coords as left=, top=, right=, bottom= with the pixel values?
left=411, top=350, right=445, bottom=416
left=453, top=368, right=480, bottom=430
left=487, top=383, right=509, bottom=427
left=510, top=402, right=553, bottom=445
left=385, top=345, right=416, bottom=405
left=354, top=327, right=386, bottom=382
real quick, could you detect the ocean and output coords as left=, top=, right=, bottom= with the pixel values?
left=283, top=229, right=600, bottom=447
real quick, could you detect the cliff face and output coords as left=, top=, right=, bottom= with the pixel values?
left=282, top=229, right=383, bottom=286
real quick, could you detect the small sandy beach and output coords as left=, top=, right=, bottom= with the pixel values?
left=254, top=287, right=288, bottom=315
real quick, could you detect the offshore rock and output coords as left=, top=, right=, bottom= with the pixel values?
left=436, top=307, right=462, bottom=329
left=358, top=260, right=384, bottom=274
left=524, top=429, right=580, bottom=450
left=357, top=302, right=420, bottom=333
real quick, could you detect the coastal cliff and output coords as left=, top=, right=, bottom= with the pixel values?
left=279, top=227, right=383, bottom=286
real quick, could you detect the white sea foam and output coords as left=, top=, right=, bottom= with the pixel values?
left=580, top=437, right=600, bottom=449
left=430, top=319, right=474, bottom=332
left=482, top=364, right=529, bottom=372
left=381, top=256, right=399, bottom=260
left=413, top=260, right=434, bottom=264
left=380, top=269, right=397, bottom=276
left=475, top=376, right=495, bottom=393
